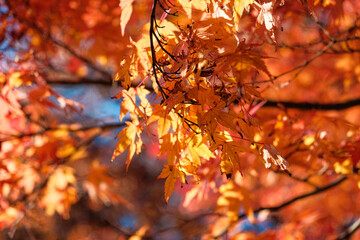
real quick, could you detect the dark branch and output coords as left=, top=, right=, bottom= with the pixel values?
left=249, top=176, right=347, bottom=214
left=46, top=77, right=113, bottom=85
left=264, top=98, right=360, bottom=110
left=0, top=122, right=126, bottom=142
left=214, top=176, right=347, bottom=238
left=150, top=0, right=167, bottom=99
left=46, top=77, right=360, bottom=111
left=336, top=218, right=360, bottom=240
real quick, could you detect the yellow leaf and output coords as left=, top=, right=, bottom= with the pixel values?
left=159, top=133, right=180, bottom=165
left=111, top=122, right=143, bottom=171
left=132, top=36, right=152, bottom=74
left=157, top=20, right=179, bottom=40
left=164, top=172, right=178, bottom=203
left=334, top=159, right=352, bottom=175
left=217, top=180, right=254, bottom=222
left=114, top=56, right=133, bottom=89
left=40, top=166, right=77, bottom=219
left=52, top=128, right=70, bottom=138
left=117, top=87, right=150, bottom=122
left=157, top=165, right=171, bottom=179
left=118, top=89, right=135, bottom=121
left=0, top=207, right=22, bottom=228
left=97, top=55, right=108, bottom=66
left=137, top=86, right=151, bottom=112
left=69, top=146, right=88, bottom=161
left=211, top=134, right=247, bottom=175
left=179, top=158, right=198, bottom=177
left=119, top=0, right=134, bottom=36
left=129, top=225, right=149, bottom=240
left=234, top=0, right=254, bottom=18
left=56, top=144, right=76, bottom=159
left=187, top=134, right=214, bottom=165
left=220, top=157, right=233, bottom=175
left=157, top=165, right=184, bottom=203
left=9, top=72, right=24, bottom=88
left=184, top=0, right=193, bottom=17
left=303, top=134, right=315, bottom=146
left=211, top=217, right=231, bottom=238
left=148, top=106, right=178, bottom=137
left=254, top=132, right=262, bottom=142
left=192, top=0, right=208, bottom=12
left=0, top=74, right=5, bottom=83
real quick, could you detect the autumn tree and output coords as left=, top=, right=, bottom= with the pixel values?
left=1, top=0, right=360, bottom=239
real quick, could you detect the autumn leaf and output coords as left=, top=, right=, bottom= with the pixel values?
left=8, top=72, right=33, bottom=88
left=187, top=134, right=215, bottom=166
left=217, top=180, right=254, bottom=222
left=334, top=159, right=352, bottom=175
left=2, top=0, right=360, bottom=238
left=234, top=0, right=254, bottom=18
left=114, top=56, right=133, bottom=89
left=157, top=164, right=185, bottom=203
left=257, top=2, right=277, bottom=42
left=260, top=144, right=290, bottom=174
left=83, top=161, right=131, bottom=207
left=114, top=87, right=150, bottom=121
left=111, top=122, right=143, bottom=171
left=17, top=166, right=40, bottom=194
left=129, top=225, right=150, bottom=240
left=40, top=166, right=78, bottom=219
left=148, top=106, right=179, bottom=137
left=158, top=132, right=181, bottom=165
left=119, top=0, right=134, bottom=36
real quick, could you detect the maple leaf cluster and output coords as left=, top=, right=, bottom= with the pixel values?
left=0, top=0, right=360, bottom=239
left=113, top=0, right=291, bottom=202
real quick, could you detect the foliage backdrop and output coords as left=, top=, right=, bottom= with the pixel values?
left=0, top=0, right=360, bottom=239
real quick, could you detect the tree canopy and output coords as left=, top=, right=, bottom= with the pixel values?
left=0, top=0, right=360, bottom=239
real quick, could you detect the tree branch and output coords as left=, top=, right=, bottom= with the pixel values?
left=0, top=122, right=126, bottom=143
left=4, top=0, right=113, bottom=82
left=45, top=77, right=360, bottom=111
left=252, top=40, right=335, bottom=85
left=214, top=176, right=347, bottom=238
left=336, top=218, right=360, bottom=240
left=150, top=0, right=168, bottom=99
left=248, top=176, right=347, bottom=215
left=263, top=98, right=360, bottom=110
left=46, top=77, right=113, bottom=85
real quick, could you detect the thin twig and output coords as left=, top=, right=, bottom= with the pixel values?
left=214, top=176, right=347, bottom=238
left=250, top=176, right=346, bottom=214
left=253, top=40, right=335, bottom=85
left=150, top=0, right=168, bottom=99
left=336, top=218, right=360, bottom=240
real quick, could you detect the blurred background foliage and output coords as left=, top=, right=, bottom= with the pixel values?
left=0, top=0, right=360, bottom=239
